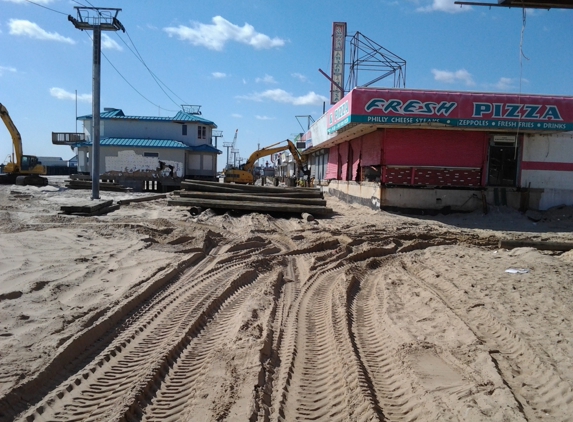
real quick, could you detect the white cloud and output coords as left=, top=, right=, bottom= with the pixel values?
left=231, top=113, right=242, bottom=118
left=255, top=74, right=277, bottom=84
left=292, top=73, right=308, bottom=83
left=50, top=87, right=91, bottom=103
left=432, top=68, right=475, bottom=86
left=212, top=72, right=227, bottom=79
left=101, top=33, right=122, bottom=51
left=238, top=89, right=328, bottom=106
left=417, top=0, right=471, bottom=13
left=493, top=77, right=515, bottom=90
left=0, top=65, right=17, bottom=76
left=255, top=115, right=275, bottom=120
left=164, top=16, right=286, bottom=51
left=9, top=19, right=75, bottom=44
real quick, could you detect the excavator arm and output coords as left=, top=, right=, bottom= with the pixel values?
left=224, top=139, right=306, bottom=184
left=0, top=102, right=47, bottom=186
left=0, top=102, right=23, bottom=170
left=242, top=142, right=290, bottom=172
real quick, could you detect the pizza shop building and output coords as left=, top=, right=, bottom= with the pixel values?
left=304, top=87, right=573, bottom=212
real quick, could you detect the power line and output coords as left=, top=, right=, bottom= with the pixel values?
left=84, top=31, right=178, bottom=113
left=23, top=0, right=67, bottom=15
left=72, top=0, right=96, bottom=9
left=125, top=30, right=188, bottom=105
left=115, top=30, right=186, bottom=107
left=22, top=0, right=183, bottom=114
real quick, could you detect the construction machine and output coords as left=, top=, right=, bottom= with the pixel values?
left=224, top=139, right=307, bottom=184
left=0, top=102, right=48, bottom=186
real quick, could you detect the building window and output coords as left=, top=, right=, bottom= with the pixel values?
left=144, top=152, right=159, bottom=157
left=197, top=125, right=207, bottom=139
left=182, top=124, right=187, bottom=136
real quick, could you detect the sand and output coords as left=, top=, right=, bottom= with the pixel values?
left=0, top=176, right=572, bottom=421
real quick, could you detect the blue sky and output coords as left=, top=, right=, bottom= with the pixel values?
left=1, top=0, right=572, bottom=171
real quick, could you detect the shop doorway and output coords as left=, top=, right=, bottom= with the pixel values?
left=488, top=142, right=518, bottom=187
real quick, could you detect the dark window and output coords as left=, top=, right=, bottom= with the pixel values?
left=197, top=126, right=202, bottom=138
left=182, top=124, right=187, bottom=136
left=144, top=152, right=159, bottom=157
left=202, top=126, right=206, bottom=139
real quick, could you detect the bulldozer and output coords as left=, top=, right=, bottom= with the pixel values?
left=0, top=102, right=48, bottom=186
left=224, top=139, right=307, bottom=185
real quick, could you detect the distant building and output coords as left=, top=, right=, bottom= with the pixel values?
left=72, top=106, right=221, bottom=190
left=68, top=155, right=78, bottom=168
left=37, top=157, right=67, bottom=167
left=36, top=156, right=77, bottom=175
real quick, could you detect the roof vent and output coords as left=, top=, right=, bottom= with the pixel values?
left=181, top=105, right=202, bottom=115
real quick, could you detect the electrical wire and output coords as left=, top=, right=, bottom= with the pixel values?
left=23, top=0, right=67, bottom=15
left=84, top=31, right=179, bottom=113
left=19, top=0, right=181, bottom=114
left=125, top=30, right=188, bottom=105
left=71, top=0, right=188, bottom=109
left=116, top=30, right=187, bottom=107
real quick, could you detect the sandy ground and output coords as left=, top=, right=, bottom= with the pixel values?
left=0, top=176, right=572, bottom=421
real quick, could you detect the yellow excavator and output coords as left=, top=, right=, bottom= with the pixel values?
left=224, top=139, right=307, bottom=184
left=0, top=102, right=48, bottom=186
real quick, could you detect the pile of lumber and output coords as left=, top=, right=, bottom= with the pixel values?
left=60, top=199, right=120, bottom=216
left=65, top=175, right=132, bottom=192
left=169, top=180, right=332, bottom=217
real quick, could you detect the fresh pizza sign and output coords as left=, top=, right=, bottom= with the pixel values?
left=327, top=89, right=573, bottom=133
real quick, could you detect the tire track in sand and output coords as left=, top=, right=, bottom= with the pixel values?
left=273, top=258, right=382, bottom=421
left=21, top=259, right=257, bottom=422
left=408, top=260, right=573, bottom=422
left=126, top=272, right=265, bottom=421
left=349, top=261, right=446, bottom=421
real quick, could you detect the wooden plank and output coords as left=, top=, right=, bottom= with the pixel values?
left=69, top=204, right=121, bottom=217
left=181, top=180, right=321, bottom=195
left=180, top=182, right=252, bottom=194
left=65, top=182, right=132, bottom=192
left=179, top=191, right=327, bottom=206
left=176, top=190, right=322, bottom=198
left=61, top=200, right=113, bottom=214
left=168, top=198, right=333, bottom=216
left=117, top=194, right=166, bottom=205
left=499, top=239, right=573, bottom=251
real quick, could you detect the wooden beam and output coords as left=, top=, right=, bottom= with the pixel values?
left=181, top=180, right=322, bottom=195
left=117, top=194, right=166, bottom=205
left=179, top=191, right=327, bottom=206
left=168, top=198, right=333, bottom=216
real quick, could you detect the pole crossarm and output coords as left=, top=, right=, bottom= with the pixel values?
left=68, top=7, right=125, bottom=31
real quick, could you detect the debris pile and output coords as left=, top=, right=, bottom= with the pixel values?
left=169, top=180, right=332, bottom=218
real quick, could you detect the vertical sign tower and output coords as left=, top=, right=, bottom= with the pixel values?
left=330, top=22, right=347, bottom=105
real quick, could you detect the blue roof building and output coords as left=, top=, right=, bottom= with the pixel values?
left=74, top=106, right=222, bottom=187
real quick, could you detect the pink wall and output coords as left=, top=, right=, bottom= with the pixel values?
left=383, top=129, right=487, bottom=168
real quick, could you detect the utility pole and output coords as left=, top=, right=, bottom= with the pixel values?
left=69, top=7, right=124, bottom=200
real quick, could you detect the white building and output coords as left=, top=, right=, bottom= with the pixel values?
left=74, top=106, right=221, bottom=189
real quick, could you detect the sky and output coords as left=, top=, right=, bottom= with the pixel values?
left=1, top=0, right=572, bottom=171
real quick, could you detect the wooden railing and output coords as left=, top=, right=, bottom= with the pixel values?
left=51, top=132, right=86, bottom=145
